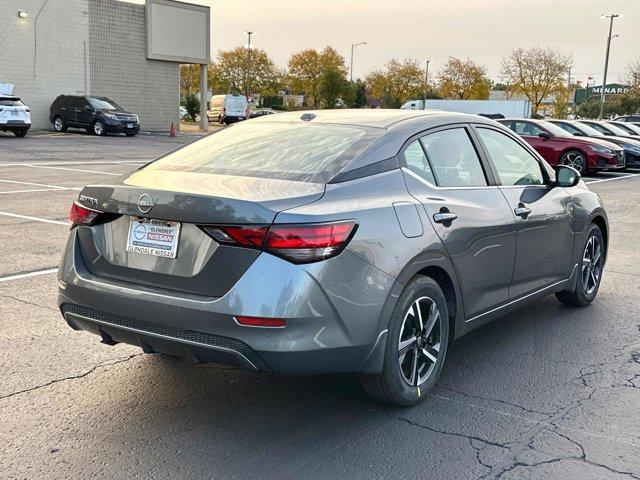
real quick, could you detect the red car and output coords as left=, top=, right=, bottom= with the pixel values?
left=498, top=119, right=625, bottom=173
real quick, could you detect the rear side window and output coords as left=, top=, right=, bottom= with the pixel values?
left=402, top=140, right=436, bottom=184
left=0, top=98, right=24, bottom=106
left=477, top=128, right=544, bottom=186
left=420, top=128, right=487, bottom=187
left=512, top=121, right=545, bottom=136
left=146, top=122, right=381, bottom=183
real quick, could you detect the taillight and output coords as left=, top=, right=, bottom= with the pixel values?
left=69, top=202, right=101, bottom=229
left=200, top=220, right=357, bottom=264
left=202, top=225, right=268, bottom=248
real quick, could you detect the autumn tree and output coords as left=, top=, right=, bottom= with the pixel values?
left=288, top=47, right=349, bottom=108
left=501, top=47, right=572, bottom=115
left=180, top=64, right=202, bottom=97
left=208, top=47, right=281, bottom=98
left=627, top=60, right=640, bottom=90
left=437, top=57, right=491, bottom=100
left=366, top=59, right=430, bottom=108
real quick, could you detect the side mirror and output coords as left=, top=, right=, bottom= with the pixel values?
left=556, top=165, right=581, bottom=188
left=538, top=132, right=551, bottom=139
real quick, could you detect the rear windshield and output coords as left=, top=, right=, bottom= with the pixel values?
left=145, top=122, right=381, bottom=183
left=0, top=98, right=23, bottom=106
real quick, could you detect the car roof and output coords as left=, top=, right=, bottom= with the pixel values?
left=251, top=108, right=476, bottom=129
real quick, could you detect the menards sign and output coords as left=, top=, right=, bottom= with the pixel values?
left=591, top=84, right=631, bottom=95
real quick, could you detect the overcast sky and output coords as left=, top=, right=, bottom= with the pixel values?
left=130, top=0, right=639, bottom=86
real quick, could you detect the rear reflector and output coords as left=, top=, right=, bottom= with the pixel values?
left=69, top=202, right=101, bottom=229
left=201, top=220, right=357, bottom=264
left=235, top=316, right=286, bottom=328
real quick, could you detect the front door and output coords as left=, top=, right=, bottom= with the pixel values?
left=75, top=98, right=95, bottom=126
left=400, top=126, right=517, bottom=319
left=474, top=126, right=574, bottom=298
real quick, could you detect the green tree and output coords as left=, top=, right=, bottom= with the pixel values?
left=208, top=47, right=281, bottom=98
left=501, top=46, right=573, bottom=115
left=180, top=92, right=200, bottom=121
left=437, top=57, right=491, bottom=99
left=352, top=79, right=367, bottom=107
left=366, top=59, right=427, bottom=108
left=288, top=46, right=349, bottom=108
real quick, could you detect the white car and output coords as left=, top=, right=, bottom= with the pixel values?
left=0, top=95, right=31, bottom=137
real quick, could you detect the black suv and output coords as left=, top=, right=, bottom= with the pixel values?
left=50, top=95, right=140, bottom=136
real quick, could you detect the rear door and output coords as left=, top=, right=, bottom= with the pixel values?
left=474, top=125, right=574, bottom=298
left=75, top=98, right=94, bottom=126
left=65, top=97, right=83, bottom=125
left=400, top=125, right=517, bottom=319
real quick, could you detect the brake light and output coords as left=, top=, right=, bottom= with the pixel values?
left=69, top=202, right=101, bottom=229
left=200, top=220, right=357, bottom=263
left=235, top=316, right=286, bottom=328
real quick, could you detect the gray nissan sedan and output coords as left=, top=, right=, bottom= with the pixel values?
left=58, top=110, right=608, bottom=406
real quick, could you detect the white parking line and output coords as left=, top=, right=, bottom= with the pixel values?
left=0, top=268, right=58, bottom=284
left=0, top=211, right=68, bottom=226
left=0, top=188, right=64, bottom=195
left=586, top=173, right=640, bottom=184
left=0, top=179, right=81, bottom=190
left=22, top=164, right=123, bottom=176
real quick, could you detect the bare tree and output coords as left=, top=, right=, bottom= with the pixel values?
left=501, top=47, right=572, bottom=114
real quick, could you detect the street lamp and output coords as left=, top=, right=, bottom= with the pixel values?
left=245, top=31, right=254, bottom=100
left=598, top=13, right=620, bottom=119
left=423, top=60, right=431, bottom=105
left=350, top=41, right=367, bottom=82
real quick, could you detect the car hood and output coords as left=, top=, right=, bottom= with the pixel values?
left=566, top=136, right=623, bottom=151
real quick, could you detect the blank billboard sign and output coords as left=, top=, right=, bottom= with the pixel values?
left=147, top=0, right=210, bottom=64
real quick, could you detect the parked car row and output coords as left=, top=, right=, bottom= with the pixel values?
left=497, top=118, right=640, bottom=173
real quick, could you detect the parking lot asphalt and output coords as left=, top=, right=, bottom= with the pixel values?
left=1, top=132, right=639, bottom=480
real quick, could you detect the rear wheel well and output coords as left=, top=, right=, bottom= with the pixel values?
left=592, top=215, right=608, bottom=255
left=416, top=266, right=457, bottom=342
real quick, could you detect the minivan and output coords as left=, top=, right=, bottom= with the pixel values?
left=207, top=94, right=248, bottom=125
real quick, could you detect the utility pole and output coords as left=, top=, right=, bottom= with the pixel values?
left=246, top=30, right=254, bottom=99
left=350, top=42, right=367, bottom=82
left=423, top=60, right=431, bottom=107
left=599, top=14, right=619, bottom=119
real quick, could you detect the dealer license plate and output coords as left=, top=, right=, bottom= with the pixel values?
left=126, top=123, right=133, bottom=128
left=126, top=217, right=180, bottom=258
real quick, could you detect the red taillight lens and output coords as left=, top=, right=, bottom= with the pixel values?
left=200, top=220, right=357, bottom=263
left=235, top=316, right=286, bottom=328
left=69, top=202, right=101, bottom=229
left=202, top=225, right=268, bottom=248
left=265, top=220, right=357, bottom=263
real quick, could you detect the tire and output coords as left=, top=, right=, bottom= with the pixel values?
left=359, top=275, right=450, bottom=406
left=92, top=120, right=106, bottom=136
left=53, top=116, right=67, bottom=132
left=13, top=129, right=28, bottom=137
left=560, top=150, right=588, bottom=174
left=556, top=224, right=604, bottom=307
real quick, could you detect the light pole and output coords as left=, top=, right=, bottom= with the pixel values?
left=423, top=60, right=431, bottom=106
left=246, top=30, right=254, bottom=99
left=350, top=41, right=367, bottom=82
left=598, top=14, right=619, bottom=119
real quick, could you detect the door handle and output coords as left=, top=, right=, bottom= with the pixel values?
left=433, top=212, right=458, bottom=224
left=514, top=206, right=531, bottom=217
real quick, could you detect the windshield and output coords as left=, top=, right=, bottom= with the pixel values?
left=602, top=122, right=632, bottom=136
left=145, top=121, right=381, bottom=183
left=612, top=122, right=640, bottom=135
left=572, top=122, right=604, bottom=137
left=87, top=97, right=121, bottom=111
left=538, top=121, right=573, bottom=137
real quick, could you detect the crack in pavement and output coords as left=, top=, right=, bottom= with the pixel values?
left=0, top=353, right=143, bottom=401
left=0, top=293, right=58, bottom=312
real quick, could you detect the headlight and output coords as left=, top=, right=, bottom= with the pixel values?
left=103, top=112, right=117, bottom=119
left=590, top=145, right=614, bottom=154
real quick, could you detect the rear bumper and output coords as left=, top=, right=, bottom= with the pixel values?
left=57, top=230, right=394, bottom=375
left=0, top=120, right=30, bottom=131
